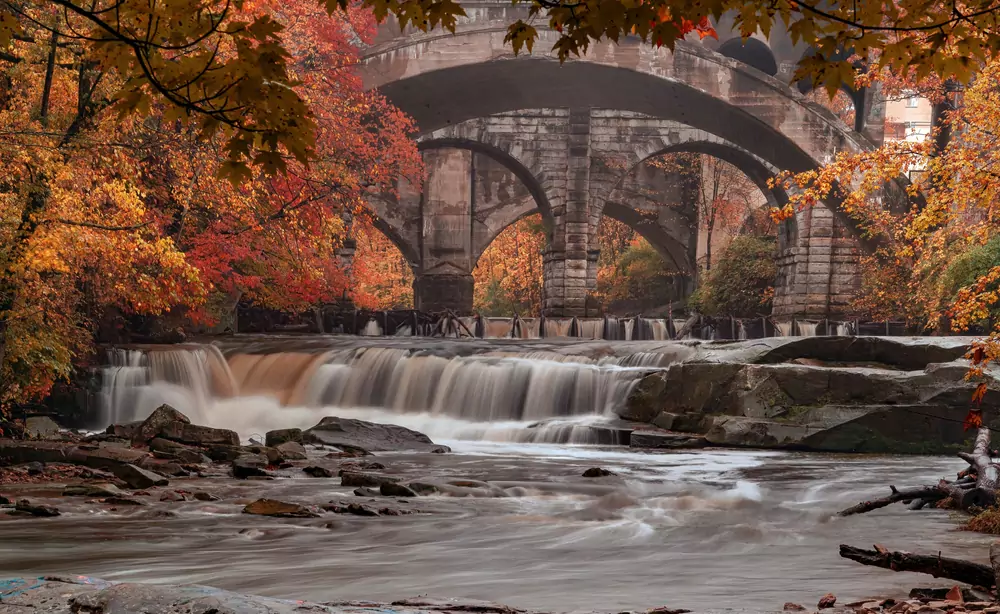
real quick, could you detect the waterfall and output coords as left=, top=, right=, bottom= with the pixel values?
left=575, top=319, right=603, bottom=339
left=98, top=343, right=657, bottom=444
left=361, top=319, right=382, bottom=336
left=484, top=318, right=514, bottom=338
left=796, top=321, right=819, bottom=336
left=736, top=320, right=748, bottom=340
left=544, top=318, right=573, bottom=337
left=773, top=321, right=793, bottom=337
left=624, top=319, right=635, bottom=341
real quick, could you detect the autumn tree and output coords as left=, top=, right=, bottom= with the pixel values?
left=473, top=214, right=545, bottom=315
left=351, top=216, right=415, bottom=310
left=0, top=0, right=419, bottom=408
left=688, top=235, right=777, bottom=317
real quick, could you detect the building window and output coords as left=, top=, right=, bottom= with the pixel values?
left=906, top=96, right=919, bottom=108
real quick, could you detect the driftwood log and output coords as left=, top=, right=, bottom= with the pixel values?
left=840, top=544, right=996, bottom=589
left=839, top=426, right=1000, bottom=516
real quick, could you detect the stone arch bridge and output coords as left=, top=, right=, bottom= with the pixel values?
left=356, top=1, right=874, bottom=318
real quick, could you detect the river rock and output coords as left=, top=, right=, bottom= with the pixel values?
left=105, top=421, right=142, bottom=439
left=102, top=463, right=168, bottom=489
left=783, top=603, right=807, bottom=611
left=158, top=422, right=239, bottom=447
left=275, top=441, right=308, bottom=461
left=14, top=499, right=60, bottom=517
left=25, top=416, right=61, bottom=440
left=380, top=482, right=418, bottom=497
left=104, top=496, right=145, bottom=506
left=138, top=456, right=188, bottom=477
left=131, top=404, right=191, bottom=445
left=242, top=444, right=281, bottom=464
left=0, top=576, right=541, bottom=614
left=192, top=491, right=219, bottom=501
left=148, top=438, right=210, bottom=464
left=630, top=430, right=707, bottom=449
left=324, top=502, right=379, bottom=516
left=353, top=487, right=381, bottom=497
left=340, top=471, right=399, bottom=488
left=242, top=498, right=319, bottom=518
left=204, top=444, right=244, bottom=462
left=304, top=417, right=450, bottom=454
left=62, top=483, right=124, bottom=497
left=582, top=467, right=616, bottom=478
left=407, top=482, right=441, bottom=494
left=303, top=465, right=333, bottom=478
left=232, top=453, right=270, bottom=478
left=818, top=593, right=837, bottom=609
left=265, top=428, right=303, bottom=447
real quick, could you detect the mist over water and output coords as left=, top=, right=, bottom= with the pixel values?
left=4, top=338, right=978, bottom=612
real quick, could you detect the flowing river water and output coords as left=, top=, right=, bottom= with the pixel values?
left=0, top=336, right=987, bottom=612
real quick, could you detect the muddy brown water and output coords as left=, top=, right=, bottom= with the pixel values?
left=0, top=444, right=986, bottom=612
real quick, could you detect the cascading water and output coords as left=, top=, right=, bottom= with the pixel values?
left=98, top=343, right=655, bottom=445
left=797, top=321, right=819, bottom=336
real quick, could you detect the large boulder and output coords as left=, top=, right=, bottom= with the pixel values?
left=629, top=430, right=707, bottom=449
left=303, top=417, right=449, bottom=454
left=24, top=416, right=61, bottom=440
left=158, top=422, right=239, bottom=447
left=265, top=428, right=303, bottom=448
left=131, top=404, right=190, bottom=445
left=275, top=441, right=308, bottom=461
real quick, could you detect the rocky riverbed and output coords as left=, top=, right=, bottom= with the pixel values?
left=1, top=404, right=996, bottom=613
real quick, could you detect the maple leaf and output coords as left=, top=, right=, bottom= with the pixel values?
left=964, top=408, right=984, bottom=432
left=973, top=383, right=989, bottom=406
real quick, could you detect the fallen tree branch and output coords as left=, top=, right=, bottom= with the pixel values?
left=840, top=544, right=995, bottom=588
left=838, top=426, right=1000, bottom=515
left=838, top=485, right=948, bottom=517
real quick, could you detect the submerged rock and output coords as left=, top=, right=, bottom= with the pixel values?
left=380, top=482, right=418, bottom=497
left=62, top=483, right=124, bottom=498
left=242, top=498, right=319, bottom=518
left=13, top=499, right=60, bottom=517
left=580, top=468, right=616, bottom=479
left=340, top=471, right=399, bottom=488
left=304, top=417, right=450, bottom=454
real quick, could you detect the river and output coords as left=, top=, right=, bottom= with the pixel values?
left=0, top=337, right=985, bottom=612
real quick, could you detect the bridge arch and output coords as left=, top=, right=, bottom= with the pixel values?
left=360, top=33, right=869, bottom=174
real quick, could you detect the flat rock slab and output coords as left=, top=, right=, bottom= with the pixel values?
left=304, top=417, right=450, bottom=454
left=0, top=577, right=532, bottom=614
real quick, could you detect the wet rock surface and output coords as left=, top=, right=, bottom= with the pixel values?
left=617, top=336, right=997, bottom=454
left=304, top=417, right=451, bottom=454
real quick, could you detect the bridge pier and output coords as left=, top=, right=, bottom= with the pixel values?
left=413, top=274, right=475, bottom=313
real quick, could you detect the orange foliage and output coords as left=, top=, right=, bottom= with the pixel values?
left=473, top=215, right=545, bottom=315
left=0, top=2, right=420, bottom=405
left=351, top=217, right=414, bottom=310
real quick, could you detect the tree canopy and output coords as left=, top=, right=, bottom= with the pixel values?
left=4, top=0, right=1000, bottom=180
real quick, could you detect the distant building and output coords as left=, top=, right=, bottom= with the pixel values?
left=884, top=93, right=933, bottom=143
